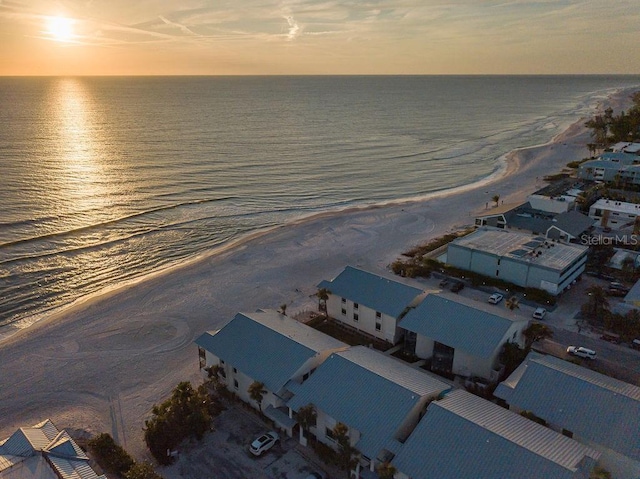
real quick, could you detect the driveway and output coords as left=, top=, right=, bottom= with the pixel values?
left=160, top=406, right=329, bottom=479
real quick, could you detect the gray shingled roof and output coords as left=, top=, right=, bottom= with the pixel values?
left=495, top=353, right=640, bottom=461
left=393, top=390, right=599, bottom=479
left=317, top=266, right=423, bottom=318
left=195, top=311, right=347, bottom=393
left=287, top=346, right=450, bottom=459
left=548, top=211, right=594, bottom=238
left=399, top=294, right=522, bottom=358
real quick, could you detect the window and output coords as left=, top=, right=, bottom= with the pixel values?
left=341, top=308, right=346, bottom=315
left=353, top=313, right=359, bottom=322
left=233, top=379, right=239, bottom=390
left=326, top=427, right=337, bottom=441
left=303, top=372, right=309, bottom=381
left=562, top=429, right=573, bottom=439
left=376, top=311, right=381, bottom=319
left=341, top=297, right=346, bottom=303
left=375, top=322, right=381, bottom=331
left=353, top=302, right=359, bottom=310
left=496, top=270, right=500, bottom=276
left=198, top=347, right=206, bottom=369
left=233, top=367, right=237, bottom=374
left=220, top=359, right=225, bottom=365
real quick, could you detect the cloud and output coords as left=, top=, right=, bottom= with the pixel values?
left=285, top=15, right=300, bottom=40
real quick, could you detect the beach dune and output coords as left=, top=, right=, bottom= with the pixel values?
left=0, top=89, right=631, bottom=458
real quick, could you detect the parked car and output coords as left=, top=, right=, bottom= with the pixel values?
left=567, top=346, right=596, bottom=360
left=304, top=474, right=324, bottom=479
left=532, top=307, right=547, bottom=320
left=249, top=431, right=279, bottom=456
left=488, top=293, right=503, bottom=304
left=632, top=339, right=640, bottom=350
left=608, top=281, right=629, bottom=296
left=450, top=281, right=464, bottom=293
left=439, top=278, right=449, bottom=288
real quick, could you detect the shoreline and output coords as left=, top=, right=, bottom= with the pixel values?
left=0, top=87, right=635, bottom=457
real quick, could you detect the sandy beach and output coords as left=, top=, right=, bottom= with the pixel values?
left=0, top=88, right=634, bottom=459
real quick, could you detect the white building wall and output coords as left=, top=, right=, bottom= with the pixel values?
left=326, top=294, right=399, bottom=343
left=452, top=350, right=495, bottom=379
left=414, top=334, right=434, bottom=359
left=310, top=409, right=360, bottom=451
left=528, top=194, right=573, bottom=214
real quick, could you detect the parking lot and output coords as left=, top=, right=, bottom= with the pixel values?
left=160, top=406, right=331, bottom=479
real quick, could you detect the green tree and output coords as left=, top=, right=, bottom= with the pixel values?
left=279, top=303, right=287, bottom=316
left=333, top=423, right=358, bottom=478
left=492, top=194, right=500, bottom=207
left=248, top=381, right=267, bottom=411
left=376, top=462, right=397, bottom=479
left=505, top=296, right=520, bottom=312
left=124, top=462, right=164, bottom=479
left=87, top=433, right=135, bottom=477
left=316, top=288, right=330, bottom=312
left=621, top=257, right=637, bottom=282
left=204, top=364, right=226, bottom=393
left=590, top=466, right=612, bottom=479
left=523, top=323, right=553, bottom=351
left=296, top=403, right=317, bottom=444
left=582, top=285, right=610, bottom=324
left=499, top=342, right=527, bottom=376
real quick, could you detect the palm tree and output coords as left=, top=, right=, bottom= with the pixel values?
left=523, top=323, right=553, bottom=351
left=583, top=285, right=610, bottom=324
left=279, top=303, right=287, bottom=316
left=248, top=381, right=266, bottom=411
left=316, top=288, right=330, bottom=312
left=296, top=403, right=317, bottom=445
left=376, top=462, right=397, bottom=479
left=333, top=423, right=358, bottom=478
left=492, top=194, right=500, bottom=207
left=505, top=296, right=520, bottom=312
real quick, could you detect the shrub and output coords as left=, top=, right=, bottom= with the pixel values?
left=124, top=462, right=164, bottom=479
left=87, top=433, right=135, bottom=477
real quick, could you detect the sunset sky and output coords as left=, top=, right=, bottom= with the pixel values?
left=1, top=0, right=639, bottom=76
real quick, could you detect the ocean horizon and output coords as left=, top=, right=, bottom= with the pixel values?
left=2, top=75, right=640, bottom=331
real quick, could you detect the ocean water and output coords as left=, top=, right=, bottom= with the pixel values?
left=1, top=75, right=640, bottom=330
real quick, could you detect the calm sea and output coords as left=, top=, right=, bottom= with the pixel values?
left=1, top=75, right=639, bottom=330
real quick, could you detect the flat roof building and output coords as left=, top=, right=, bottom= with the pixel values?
left=447, top=228, right=588, bottom=295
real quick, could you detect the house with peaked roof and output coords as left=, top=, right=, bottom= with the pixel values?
left=589, top=198, right=640, bottom=232
left=495, top=352, right=640, bottom=479
left=392, top=389, right=600, bottom=479
left=286, top=346, right=451, bottom=476
left=0, top=420, right=105, bottom=479
left=317, top=266, right=424, bottom=344
left=195, top=310, right=348, bottom=435
left=399, top=294, right=527, bottom=381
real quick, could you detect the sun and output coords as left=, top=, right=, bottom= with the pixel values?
left=46, top=16, right=75, bottom=42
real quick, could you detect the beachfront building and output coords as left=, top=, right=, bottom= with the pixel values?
left=0, top=419, right=105, bottom=479
left=398, top=294, right=527, bottom=381
left=577, top=152, right=640, bottom=186
left=446, top=227, right=588, bottom=295
left=611, top=142, right=640, bottom=155
left=588, top=198, right=640, bottom=232
left=195, top=310, right=348, bottom=435
left=475, top=203, right=593, bottom=243
left=392, top=389, right=600, bottom=479
left=495, top=352, right=640, bottom=479
left=317, top=266, right=424, bottom=345
left=286, top=346, right=451, bottom=476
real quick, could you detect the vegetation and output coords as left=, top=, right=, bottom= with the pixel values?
left=124, top=463, right=164, bottom=479
left=499, top=342, right=527, bottom=377
left=376, top=462, right=397, bottom=479
left=584, top=91, right=640, bottom=150
left=523, top=323, right=553, bottom=351
left=144, top=381, right=218, bottom=465
left=316, top=288, right=330, bottom=312
left=248, top=381, right=267, bottom=411
left=296, top=403, right=317, bottom=442
left=87, top=433, right=135, bottom=477
left=332, top=423, right=359, bottom=478
left=581, top=285, right=610, bottom=325
left=492, top=194, right=500, bottom=207
left=590, top=466, right=612, bottom=479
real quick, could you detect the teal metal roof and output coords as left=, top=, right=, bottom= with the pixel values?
left=399, top=295, right=520, bottom=358
left=393, top=390, right=598, bottom=479
left=195, top=311, right=346, bottom=393
left=495, top=353, right=640, bottom=461
left=318, top=266, right=423, bottom=318
left=287, top=346, right=449, bottom=460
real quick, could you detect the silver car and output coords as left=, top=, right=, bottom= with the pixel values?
left=249, top=431, right=279, bottom=456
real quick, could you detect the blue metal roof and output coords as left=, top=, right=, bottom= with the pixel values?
left=393, top=390, right=598, bottom=479
left=495, top=353, right=640, bottom=461
left=317, top=266, right=423, bottom=318
left=195, top=312, right=321, bottom=393
left=287, top=346, right=449, bottom=460
left=399, top=295, right=520, bottom=358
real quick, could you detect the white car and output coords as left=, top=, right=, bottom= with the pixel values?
left=567, top=346, right=596, bottom=360
left=488, top=293, right=503, bottom=304
left=532, top=307, right=547, bottom=320
left=249, top=431, right=279, bottom=456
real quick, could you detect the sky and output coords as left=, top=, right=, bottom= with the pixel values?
left=0, top=0, right=639, bottom=76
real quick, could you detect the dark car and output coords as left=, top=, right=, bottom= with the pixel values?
left=450, top=281, right=464, bottom=293
left=439, top=278, right=449, bottom=288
